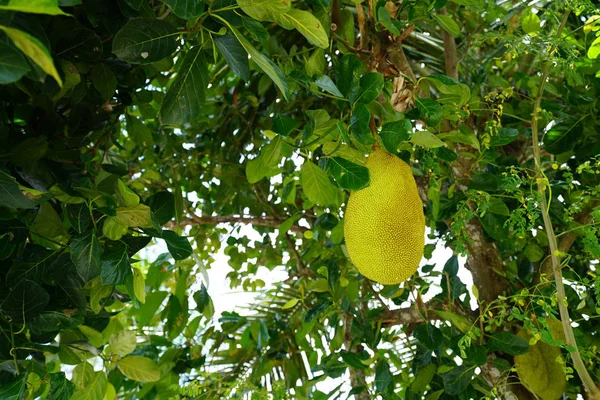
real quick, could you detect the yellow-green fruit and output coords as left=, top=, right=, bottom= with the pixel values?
left=344, top=149, right=424, bottom=285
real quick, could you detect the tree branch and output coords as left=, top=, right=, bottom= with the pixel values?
left=176, top=214, right=307, bottom=234
left=440, top=9, right=458, bottom=80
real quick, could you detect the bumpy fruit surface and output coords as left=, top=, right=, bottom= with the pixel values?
left=344, top=149, right=425, bottom=285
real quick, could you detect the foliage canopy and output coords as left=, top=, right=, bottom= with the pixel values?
left=1, top=0, right=600, bottom=399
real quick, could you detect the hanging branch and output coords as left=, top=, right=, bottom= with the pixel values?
left=530, top=10, right=600, bottom=399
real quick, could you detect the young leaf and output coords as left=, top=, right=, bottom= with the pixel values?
left=274, top=9, right=329, bottom=49
left=300, top=162, right=340, bottom=206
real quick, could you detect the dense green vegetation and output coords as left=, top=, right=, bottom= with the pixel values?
left=1, top=0, right=600, bottom=398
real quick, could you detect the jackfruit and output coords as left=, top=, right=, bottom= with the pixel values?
left=344, top=149, right=425, bottom=285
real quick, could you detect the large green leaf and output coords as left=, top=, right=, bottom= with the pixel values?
left=70, top=371, right=107, bottom=400
left=109, top=330, right=137, bottom=356
left=300, top=162, right=340, bottom=206
left=161, top=230, right=193, bottom=260
left=488, top=332, right=529, bottom=356
left=70, top=230, right=102, bottom=282
left=28, top=310, right=83, bottom=335
left=380, top=120, right=412, bottom=153
left=47, top=372, right=75, bottom=400
left=274, top=9, right=329, bottom=49
left=0, top=41, right=30, bottom=84
left=112, top=19, right=179, bottom=64
left=0, top=0, right=68, bottom=15
left=229, top=25, right=289, bottom=100
left=90, top=64, right=116, bottom=102
left=415, top=97, right=443, bottom=126
left=0, top=170, right=37, bottom=209
left=0, top=279, right=49, bottom=320
left=100, top=241, right=132, bottom=285
left=324, top=157, right=369, bottom=190
left=420, top=74, right=471, bottom=106
left=443, top=364, right=474, bottom=395
left=160, top=46, right=208, bottom=126
left=413, top=323, right=443, bottom=350
left=350, top=103, right=375, bottom=145
left=214, top=33, right=250, bottom=82
left=113, top=205, right=153, bottom=228
left=434, top=14, right=461, bottom=37
left=237, top=0, right=291, bottom=21
left=246, top=136, right=283, bottom=183
left=163, top=0, right=204, bottom=19
left=0, top=374, right=26, bottom=400
left=118, top=356, right=161, bottom=382
left=355, top=72, right=384, bottom=104
left=0, top=24, right=62, bottom=86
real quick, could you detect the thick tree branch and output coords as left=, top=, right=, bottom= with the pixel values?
left=380, top=301, right=445, bottom=327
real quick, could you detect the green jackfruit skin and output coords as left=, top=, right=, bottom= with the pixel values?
left=344, top=149, right=425, bottom=285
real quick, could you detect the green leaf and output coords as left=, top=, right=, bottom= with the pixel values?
left=0, top=170, right=37, bottom=209
left=340, top=350, right=368, bottom=370
left=0, top=374, right=26, bottom=400
left=146, top=191, right=175, bottom=225
left=237, top=0, right=291, bottom=21
left=520, top=8, right=541, bottom=36
left=0, top=25, right=62, bottom=86
left=543, top=121, right=581, bottom=155
left=194, top=283, right=211, bottom=313
left=587, top=36, right=600, bottom=59
left=322, top=142, right=366, bottom=164
left=488, top=332, right=529, bottom=356
left=0, top=0, right=68, bottom=15
left=515, top=329, right=566, bottom=399
left=350, top=103, right=375, bottom=145
left=70, top=371, right=107, bottom=400
left=112, top=19, right=179, bottom=64
left=67, top=204, right=91, bottom=234
left=443, top=364, right=473, bottom=395
left=162, top=230, right=193, bottom=260
left=415, top=98, right=443, bottom=126
left=214, top=33, right=250, bottom=82
left=377, top=7, right=401, bottom=35
left=116, top=179, right=139, bottom=207
left=109, top=330, right=137, bottom=356
left=434, top=14, right=461, bottom=37
left=301, top=162, right=340, bottom=206
left=0, top=41, right=30, bottom=84
left=380, top=120, right=412, bottom=153
left=324, top=157, right=370, bottom=190
left=71, top=230, right=102, bottom=282
left=487, top=197, right=509, bottom=216
left=47, top=372, right=75, bottom=400
left=438, top=129, right=480, bottom=150
left=524, top=242, right=545, bottom=262
left=434, top=310, right=472, bottom=333
left=102, top=217, right=129, bottom=241
left=118, top=355, right=161, bottom=382
left=305, top=48, right=325, bottom=77
left=410, top=130, right=445, bottom=148
left=282, top=298, right=299, bottom=309
left=100, top=241, right=131, bottom=285
left=160, top=46, right=208, bottom=126
left=10, top=136, right=48, bottom=167
left=420, top=74, right=471, bottom=106
left=166, top=294, right=188, bottom=339
left=246, top=136, right=283, bottom=183
left=163, top=0, right=204, bottom=19
left=126, top=115, right=154, bottom=147
left=114, top=204, right=153, bottom=228
left=0, top=279, right=49, bottom=320
left=73, top=362, right=96, bottom=389
left=133, top=268, right=146, bottom=303
left=272, top=115, right=297, bottom=136
left=411, top=364, right=437, bottom=392
left=315, top=75, right=344, bottom=97
left=90, top=64, right=116, bottom=102
left=28, top=310, right=83, bottom=335
left=413, top=323, right=443, bottom=350
left=355, top=72, right=384, bottom=104
left=274, top=9, right=329, bottom=49
left=32, top=202, right=68, bottom=243
left=135, top=291, right=168, bottom=326
left=229, top=25, right=288, bottom=100
left=374, top=359, right=392, bottom=394
left=489, top=128, right=518, bottom=147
